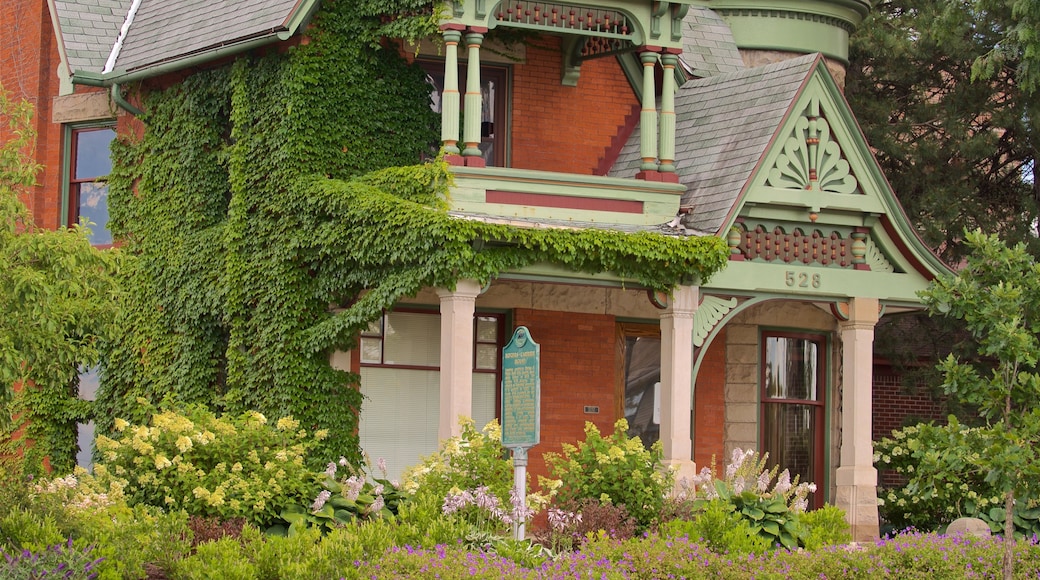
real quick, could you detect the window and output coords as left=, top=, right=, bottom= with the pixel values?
left=618, top=323, right=662, bottom=449
left=357, top=310, right=503, bottom=479
left=66, top=126, right=116, bottom=246
left=761, top=333, right=825, bottom=508
left=423, top=62, right=509, bottom=167
left=76, top=365, right=101, bottom=470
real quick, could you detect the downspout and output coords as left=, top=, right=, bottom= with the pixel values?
left=111, top=83, right=143, bottom=116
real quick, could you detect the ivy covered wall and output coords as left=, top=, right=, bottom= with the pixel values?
left=93, top=0, right=728, bottom=467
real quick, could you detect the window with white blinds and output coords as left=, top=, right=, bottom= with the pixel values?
left=358, top=311, right=501, bottom=481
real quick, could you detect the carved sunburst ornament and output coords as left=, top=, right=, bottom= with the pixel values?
left=767, top=96, right=859, bottom=194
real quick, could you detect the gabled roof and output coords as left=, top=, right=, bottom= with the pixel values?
left=50, top=0, right=127, bottom=75
left=609, top=54, right=817, bottom=234
left=50, top=0, right=320, bottom=84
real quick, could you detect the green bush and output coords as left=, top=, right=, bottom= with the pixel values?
left=174, top=536, right=259, bottom=580
left=874, top=420, right=1040, bottom=537
left=544, top=419, right=671, bottom=530
left=800, top=504, right=852, bottom=550
left=92, top=405, right=322, bottom=527
left=659, top=498, right=769, bottom=555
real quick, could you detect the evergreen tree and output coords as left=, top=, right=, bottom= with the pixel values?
left=847, top=0, right=1040, bottom=263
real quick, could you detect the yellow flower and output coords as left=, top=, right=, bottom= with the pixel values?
left=313, top=429, right=329, bottom=441
left=164, top=496, right=175, bottom=505
left=248, top=411, right=267, bottom=425
left=231, top=462, right=243, bottom=473
left=175, top=436, right=193, bottom=453
left=154, top=455, right=172, bottom=470
left=113, top=418, right=130, bottom=432
left=276, top=416, right=300, bottom=431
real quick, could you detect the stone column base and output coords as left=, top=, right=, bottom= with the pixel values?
left=835, top=466, right=880, bottom=542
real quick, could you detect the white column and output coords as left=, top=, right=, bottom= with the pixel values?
left=435, top=279, right=482, bottom=441
left=835, top=297, right=880, bottom=541
left=660, top=284, right=698, bottom=483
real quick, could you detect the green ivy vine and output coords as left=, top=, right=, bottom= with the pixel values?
left=95, top=0, right=727, bottom=467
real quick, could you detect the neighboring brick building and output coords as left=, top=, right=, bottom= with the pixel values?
left=2, top=0, right=953, bottom=541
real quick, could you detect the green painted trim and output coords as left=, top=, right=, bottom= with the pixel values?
left=704, top=260, right=932, bottom=303
left=59, top=125, right=72, bottom=229
left=706, top=0, right=871, bottom=63
left=450, top=165, right=685, bottom=225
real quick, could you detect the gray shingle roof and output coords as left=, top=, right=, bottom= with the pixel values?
left=114, top=0, right=301, bottom=73
left=53, top=0, right=128, bottom=74
left=680, top=7, right=745, bottom=78
left=609, top=54, right=819, bottom=235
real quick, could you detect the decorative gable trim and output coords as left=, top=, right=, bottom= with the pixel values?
left=766, top=95, right=858, bottom=194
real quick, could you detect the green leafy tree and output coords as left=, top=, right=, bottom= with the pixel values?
left=0, top=86, right=120, bottom=472
left=847, top=0, right=1040, bottom=264
left=919, top=230, right=1040, bottom=580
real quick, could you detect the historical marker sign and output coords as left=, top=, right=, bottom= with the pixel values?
left=501, top=326, right=540, bottom=449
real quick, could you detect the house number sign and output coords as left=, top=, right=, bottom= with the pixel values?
left=785, top=270, right=822, bottom=289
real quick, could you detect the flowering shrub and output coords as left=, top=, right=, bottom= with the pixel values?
left=402, top=418, right=514, bottom=501
left=5, top=471, right=190, bottom=580
left=91, top=405, right=322, bottom=527
left=269, top=455, right=406, bottom=535
left=676, top=448, right=819, bottom=549
left=874, top=421, right=1040, bottom=537
left=402, top=418, right=553, bottom=529
left=544, top=419, right=671, bottom=530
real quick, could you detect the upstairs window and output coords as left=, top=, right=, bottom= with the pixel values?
left=66, top=126, right=116, bottom=246
left=423, top=61, right=509, bottom=167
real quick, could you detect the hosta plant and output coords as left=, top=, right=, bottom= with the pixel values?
left=678, top=448, right=818, bottom=550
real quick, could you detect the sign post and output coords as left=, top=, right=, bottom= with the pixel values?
left=501, top=326, right=540, bottom=540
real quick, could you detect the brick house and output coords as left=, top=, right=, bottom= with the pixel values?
left=1, top=0, right=952, bottom=540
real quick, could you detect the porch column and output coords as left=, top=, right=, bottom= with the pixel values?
left=658, top=51, right=678, bottom=177
left=638, top=50, right=659, bottom=174
left=462, top=29, right=486, bottom=166
left=660, top=284, right=698, bottom=482
left=835, top=297, right=880, bottom=541
left=435, top=279, right=482, bottom=441
left=440, top=27, right=462, bottom=156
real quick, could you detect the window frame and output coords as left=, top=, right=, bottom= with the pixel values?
left=616, top=321, right=662, bottom=448
left=62, top=123, right=117, bottom=248
left=759, top=330, right=827, bottom=509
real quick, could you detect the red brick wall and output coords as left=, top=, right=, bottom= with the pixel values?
left=510, top=36, right=639, bottom=174
left=2, top=0, right=62, bottom=229
left=513, top=308, right=618, bottom=483
left=694, top=328, right=726, bottom=471
left=872, top=367, right=948, bottom=441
